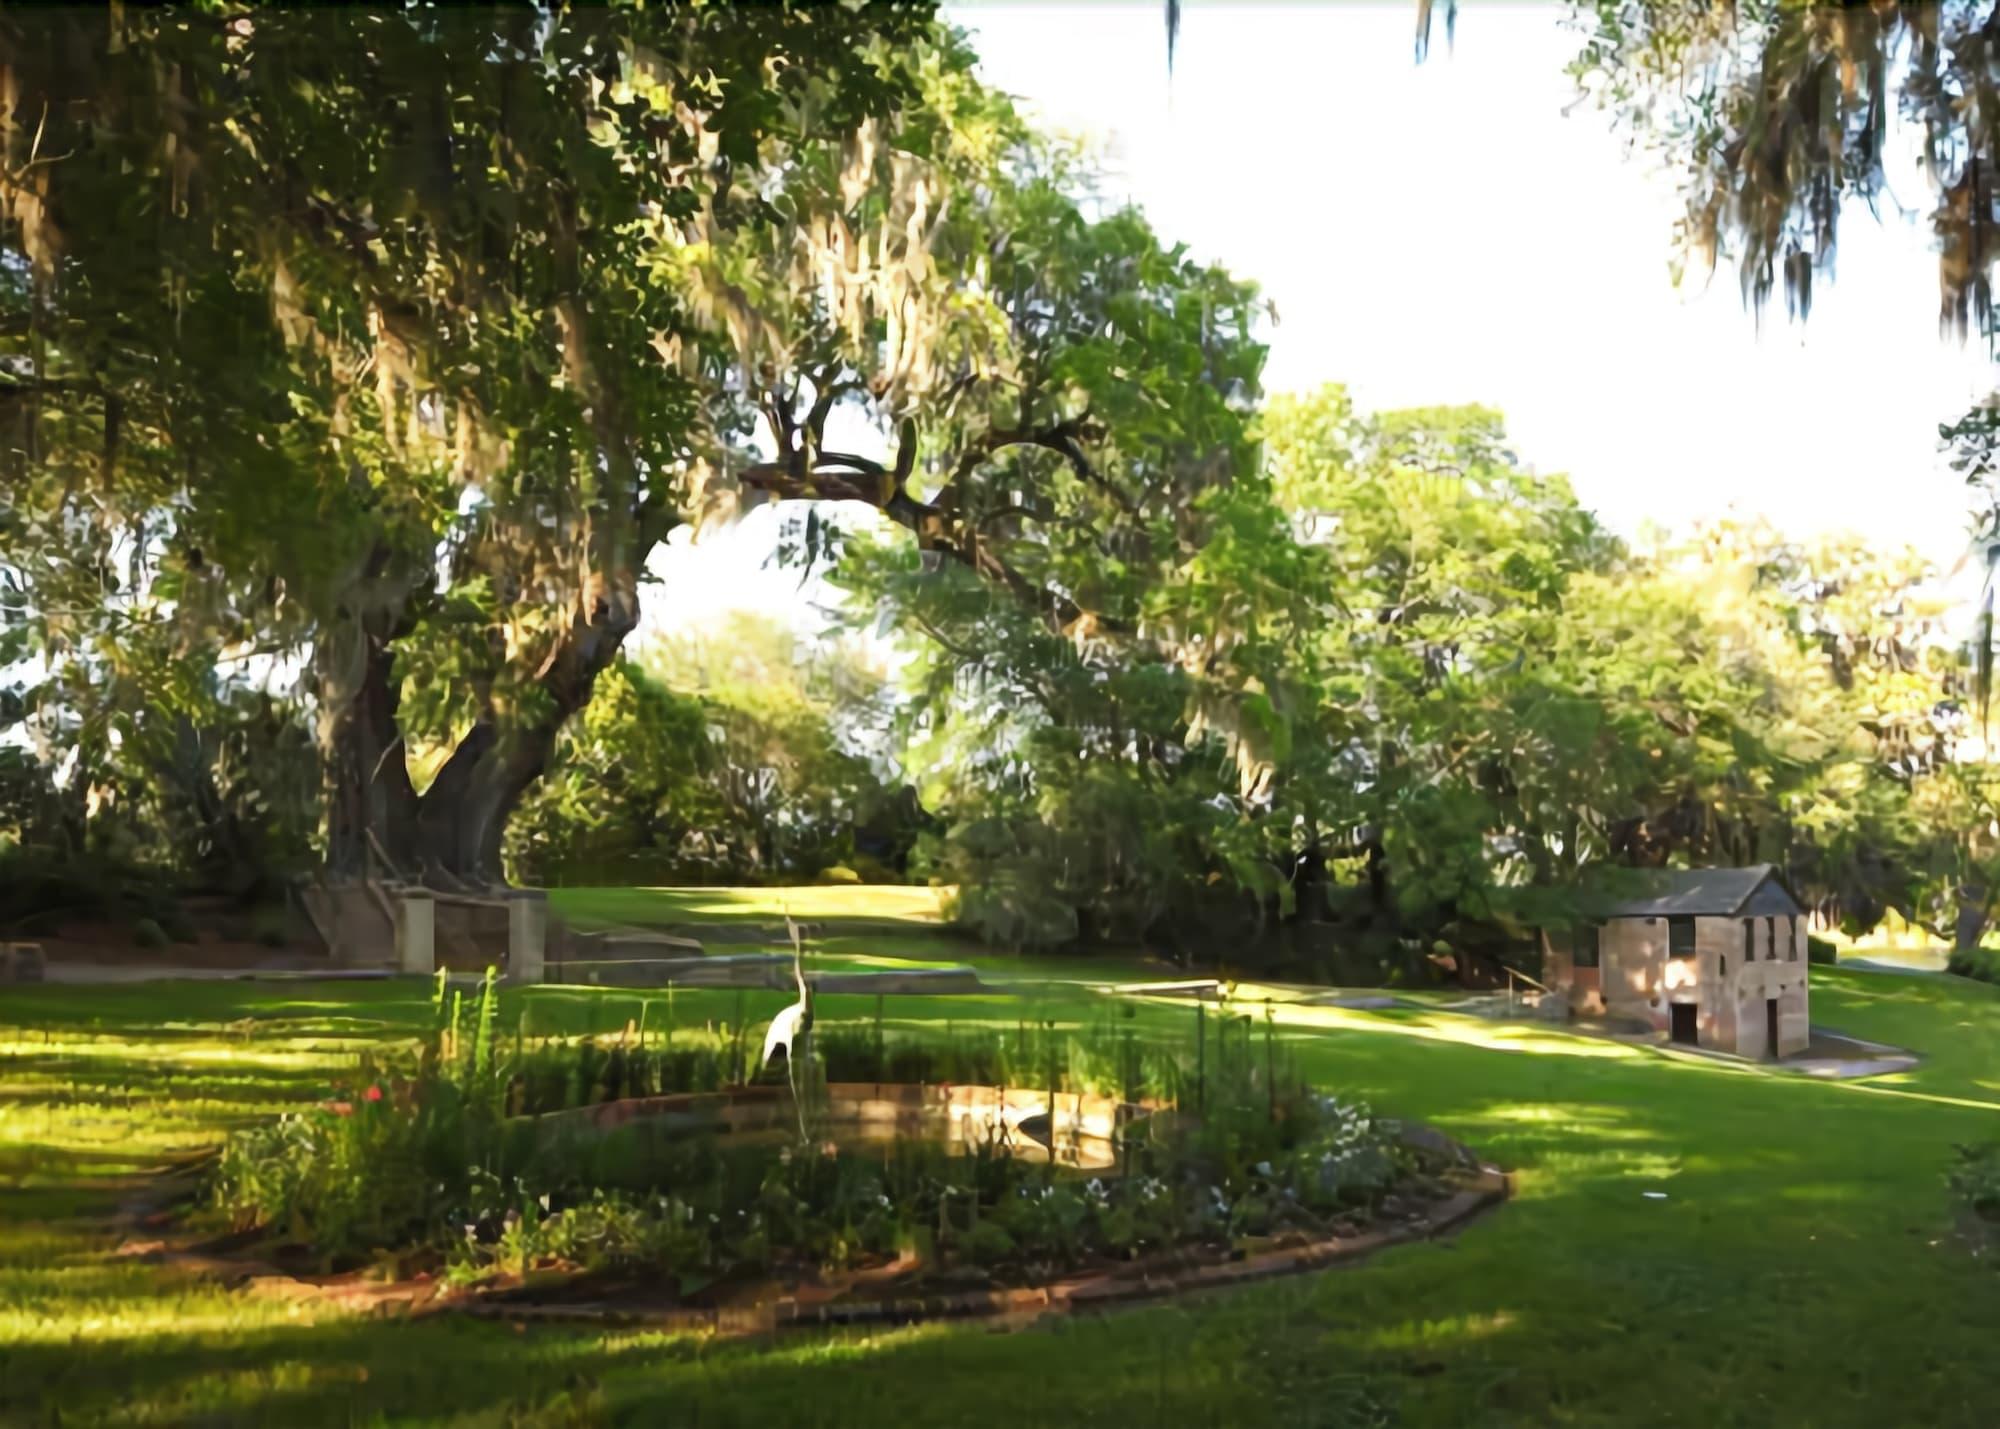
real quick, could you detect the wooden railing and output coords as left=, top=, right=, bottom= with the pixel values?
left=1502, top=964, right=1552, bottom=1013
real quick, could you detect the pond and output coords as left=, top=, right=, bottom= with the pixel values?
left=532, top=1081, right=1165, bottom=1172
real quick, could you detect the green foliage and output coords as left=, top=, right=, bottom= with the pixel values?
left=1947, top=946, right=2000, bottom=985
left=0, top=5, right=987, bottom=883
left=0, top=842, right=174, bottom=937
left=1569, top=3, right=1997, bottom=331
left=213, top=979, right=525, bottom=1261
left=213, top=1062, right=528, bottom=1265
left=645, top=615, right=901, bottom=881
left=8, top=0, right=1995, bottom=970
left=213, top=1008, right=1431, bottom=1286
left=509, top=619, right=915, bottom=887
left=0, top=654, right=318, bottom=914
left=1564, top=5, right=2000, bottom=711
left=847, top=382, right=1990, bottom=965
left=1946, top=1142, right=2000, bottom=1224
left=1807, top=936, right=1838, bottom=967
left=252, top=908, right=290, bottom=949
left=503, top=660, right=718, bottom=886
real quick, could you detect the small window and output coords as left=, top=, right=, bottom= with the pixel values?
left=1668, top=916, right=1697, bottom=958
left=1574, top=923, right=1601, bottom=969
left=1742, top=919, right=1755, bottom=962
left=1719, top=955, right=1727, bottom=976
left=1765, top=916, right=1776, bottom=962
left=1788, top=915, right=1799, bottom=961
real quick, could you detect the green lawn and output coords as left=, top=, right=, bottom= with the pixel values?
left=549, top=883, right=952, bottom=931
left=550, top=884, right=1184, bottom=986
left=5, top=916, right=2000, bottom=1425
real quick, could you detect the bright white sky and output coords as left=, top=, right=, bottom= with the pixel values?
left=645, top=1, right=1997, bottom=640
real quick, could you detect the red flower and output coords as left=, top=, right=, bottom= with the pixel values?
left=364, top=1085, right=384, bottom=1104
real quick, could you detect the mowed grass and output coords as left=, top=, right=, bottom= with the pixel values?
left=4, top=895, right=2000, bottom=1425
left=548, top=883, right=951, bottom=931
left=551, top=883, right=1183, bottom=986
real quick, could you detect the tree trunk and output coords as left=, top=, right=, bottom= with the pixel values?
left=316, top=582, right=420, bottom=880
left=410, top=719, right=497, bottom=879
left=1955, top=882, right=1989, bottom=953
left=1364, top=835, right=1392, bottom=925
left=1290, top=839, right=1328, bottom=922
left=406, top=576, right=641, bottom=886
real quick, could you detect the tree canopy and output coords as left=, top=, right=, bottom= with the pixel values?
left=5, top=3, right=1996, bottom=972
left=0, top=3, right=1268, bottom=892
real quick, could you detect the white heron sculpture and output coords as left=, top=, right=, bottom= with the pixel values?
left=760, top=916, right=815, bottom=1130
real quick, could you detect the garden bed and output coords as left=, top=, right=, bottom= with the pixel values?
left=135, top=1112, right=1504, bottom=1336
left=183, top=971, right=1509, bottom=1332
left=447, top=1118, right=1506, bottom=1335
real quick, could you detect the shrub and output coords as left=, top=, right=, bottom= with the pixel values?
left=0, top=839, right=179, bottom=933
left=1807, top=936, right=1837, bottom=966
left=212, top=1065, right=517, bottom=1262
left=252, top=906, right=290, bottom=948
left=1947, top=946, right=2000, bottom=985
left=959, top=1219, right=1016, bottom=1265
left=132, top=917, right=171, bottom=950
left=214, top=968, right=518, bottom=1262
left=948, top=876, right=1079, bottom=951
left=842, top=852, right=901, bottom=884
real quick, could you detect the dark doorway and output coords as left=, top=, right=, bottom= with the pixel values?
left=1766, top=999, right=1780, bottom=1059
left=1670, top=1003, right=1699, bottom=1046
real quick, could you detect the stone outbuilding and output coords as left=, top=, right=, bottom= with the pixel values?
left=1544, top=864, right=1810, bottom=1059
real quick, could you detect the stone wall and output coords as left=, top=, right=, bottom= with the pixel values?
left=1727, top=914, right=1811, bottom=1057
left=1601, top=917, right=1667, bottom=1031
left=1593, top=913, right=1811, bottom=1057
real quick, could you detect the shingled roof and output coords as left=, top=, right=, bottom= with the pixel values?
left=1598, top=864, right=1803, bottom=920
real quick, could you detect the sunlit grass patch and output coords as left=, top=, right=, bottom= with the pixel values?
left=4, top=960, right=2000, bottom=1424
left=1357, top=1308, right=1520, bottom=1353
left=551, top=884, right=952, bottom=930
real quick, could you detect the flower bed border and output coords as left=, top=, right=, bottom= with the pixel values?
left=450, top=1100, right=1509, bottom=1337
left=457, top=1161, right=1508, bottom=1337
left=122, top=1087, right=1510, bottom=1338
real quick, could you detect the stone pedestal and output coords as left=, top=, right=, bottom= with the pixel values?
left=1, top=943, right=45, bottom=983
left=395, top=896, right=435, bottom=976
left=508, top=891, right=548, bottom=984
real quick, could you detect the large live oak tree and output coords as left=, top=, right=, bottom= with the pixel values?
left=0, top=4, right=1271, bottom=889
left=0, top=5, right=936, bottom=885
